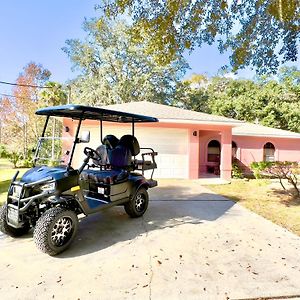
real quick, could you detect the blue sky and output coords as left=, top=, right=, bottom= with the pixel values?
left=0, top=1, right=253, bottom=95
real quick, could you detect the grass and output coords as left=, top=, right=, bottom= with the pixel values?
left=208, top=179, right=300, bottom=236
left=0, top=159, right=28, bottom=204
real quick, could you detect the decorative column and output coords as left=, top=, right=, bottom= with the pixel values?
left=188, top=129, right=200, bottom=179
left=220, top=128, right=232, bottom=181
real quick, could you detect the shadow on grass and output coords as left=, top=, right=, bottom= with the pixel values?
left=270, top=187, right=300, bottom=207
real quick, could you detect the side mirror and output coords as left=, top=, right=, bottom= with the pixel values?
left=79, top=131, right=90, bottom=143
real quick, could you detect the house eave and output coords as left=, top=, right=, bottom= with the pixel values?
left=233, top=133, right=300, bottom=139
left=159, top=118, right=243, bottom=127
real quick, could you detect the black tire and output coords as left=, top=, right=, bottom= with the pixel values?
left=124, top=187, right=149, bottom=218
left=0, top=204, right=30, bottom=237
left=33, top=207, right=78, bottom=256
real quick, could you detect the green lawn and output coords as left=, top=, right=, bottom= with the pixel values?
left=208, top=179, right=300, bottom=236
left=0, top=159, right=28, bottom=204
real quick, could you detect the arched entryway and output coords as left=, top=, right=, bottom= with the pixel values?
left=207, top=140, right=220, bottom=175
left=232, top=141, right=237, bottom=158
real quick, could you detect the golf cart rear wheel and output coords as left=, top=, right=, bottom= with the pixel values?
left=0, top=204, right=30, bottom=237
left=33, top=207, right=78, bottom=256
left=124, top=187, right=149, bottom=218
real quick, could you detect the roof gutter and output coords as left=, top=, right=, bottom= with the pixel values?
left=233, top=133, right=300, bottom=139
left=159, top=118, right=244, bottom=127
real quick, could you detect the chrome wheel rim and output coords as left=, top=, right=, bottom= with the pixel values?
left=135, top=193, right=145, bottom=212
left=51, top=217, right=73, bottom=246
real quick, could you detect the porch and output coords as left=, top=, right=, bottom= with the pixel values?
left=189, top=127, right=233, bottom=181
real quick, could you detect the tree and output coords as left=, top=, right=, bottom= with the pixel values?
left=251, top=161, right=300, bottom=199
left=173, top=67, right=300, bottom=133
left=172, top=74, right=210, bottom=112
left=63, top=19, right=188, bottom=105
left=0, top=97, right=15, bottom=145
left=100, top=0, right=300, bottom=74
left=7, top=62, right=51, bottom=157
left=39, top=82, right=68, bottom=106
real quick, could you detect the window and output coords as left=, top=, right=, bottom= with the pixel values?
left=207, top=140, right=220, bottom=163
left=263, top=142, right=275, bottom=162
left=232, top=141, right=237, bottom=158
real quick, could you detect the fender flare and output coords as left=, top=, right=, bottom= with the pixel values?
left=131, top=178, right=149, bottom=199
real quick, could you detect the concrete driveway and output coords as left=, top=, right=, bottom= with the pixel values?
left=1, top=179, right=300, bottom=300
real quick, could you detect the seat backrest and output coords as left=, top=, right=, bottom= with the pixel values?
left=103, top=135, right=119, bottom=150
left=109, top=135, right=140, bottom=168
left=118, top=135, right=140, bottom=156
left=109, top=145, right=131, bottom=168
left=93, top=145, right=109, bottom=166
left=93, top=135, right=119, bottom=166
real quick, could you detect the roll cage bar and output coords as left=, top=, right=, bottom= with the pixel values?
left=35, top=104, right=158, bottom=169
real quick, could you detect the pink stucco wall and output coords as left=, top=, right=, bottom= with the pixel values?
left=232, top=136, right=300, bottom=173
left=64, top=118, right=300, bottom=180
left=199, top=132, right=300, bottom=176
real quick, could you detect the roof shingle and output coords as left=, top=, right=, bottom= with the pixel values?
left=102, top=101, right=300, bottom=139
left=233, top=123, right=300, bottom=139
left=102, top=101, right=242, bottom=124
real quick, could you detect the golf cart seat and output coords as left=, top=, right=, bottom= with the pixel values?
left=80, top=135, right=139, bottom=185
left=92, top=135, right=119, bottom=167
left=109, top=135, right=140, bottom=169
left=80, top=169, right=129, bottom=184
left=110, top=135, right=157, bottom=172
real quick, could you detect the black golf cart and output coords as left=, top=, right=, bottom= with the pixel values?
left=0, top=104, right=158, bottom=255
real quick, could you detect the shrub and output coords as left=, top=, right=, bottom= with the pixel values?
left=20, top=158, right=34, bottom=168
left=250, top=161, right=272, bottom=179
left=232, top=162, right=244, bottom=179
left=0, top=144, right=9, bottom=158
left=251, top=161, right=300, bottom=198
left=19, top=149, right=34, bottom=168
left=8, top=152, right=23, bottom=168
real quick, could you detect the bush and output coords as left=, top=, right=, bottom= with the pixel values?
left=232, top=162, right=244, bottom=179
left=20, top=158, right=34, bottom=168
left=0, top=144, right=9, bottom=158
left=250, top=161, right=272, bottom=179
left=19, top=149, right=34, bottom=168
left=251, top=161, right=300, bottom=198
left=8, top=152, right=23, bottom=168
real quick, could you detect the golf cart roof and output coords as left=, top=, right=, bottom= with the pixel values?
left=36, top=104, right=158, bottom=123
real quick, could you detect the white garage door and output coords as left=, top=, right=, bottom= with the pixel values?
left=73, top=125, right=189, bottom=179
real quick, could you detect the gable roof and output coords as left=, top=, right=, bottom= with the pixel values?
left=102, top=101, right=242, bottom=125
left=233, top=123, right=300, bottom=139
left=102, top=101, right=300, bottom=139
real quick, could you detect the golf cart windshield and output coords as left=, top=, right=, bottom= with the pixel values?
left=34, top=116, right=75, bottom=166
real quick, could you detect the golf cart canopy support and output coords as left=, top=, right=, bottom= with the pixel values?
left=35, top=104, right=158, bottom=169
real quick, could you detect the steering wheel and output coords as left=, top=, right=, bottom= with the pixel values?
left=84, top=147, right=101, bottom=161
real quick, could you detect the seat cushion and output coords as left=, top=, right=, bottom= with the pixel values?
left=80, top=169, right=128, bottom=184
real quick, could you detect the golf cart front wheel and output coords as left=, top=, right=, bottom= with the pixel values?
left=124, top=187, right=149, bottom=218
left=0, top=204, right=30, bottom=237
left=33, top=207, right=78, bottom=256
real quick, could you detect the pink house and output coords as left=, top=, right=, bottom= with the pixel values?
left=68, top=101, right=300, bottom=181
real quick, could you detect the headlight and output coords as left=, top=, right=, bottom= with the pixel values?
left=12, top=185, right=22, bottom=198
left=40, top=182, right=56, bottom=192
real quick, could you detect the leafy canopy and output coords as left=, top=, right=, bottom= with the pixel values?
left=63, top=19, right=188, bottom=105
left=100, top=0, right=300, bottom=74
left=173, top=67, right=300, bottom=133
left=0, top=62, right=51, bottom=158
